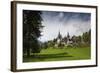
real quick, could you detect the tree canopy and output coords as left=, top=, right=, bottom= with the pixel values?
left=23, top=10, right=43, bottom=57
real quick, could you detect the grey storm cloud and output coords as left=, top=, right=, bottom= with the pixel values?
left=38, top=11, right=91, bottom=42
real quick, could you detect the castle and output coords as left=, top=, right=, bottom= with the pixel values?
left=54, top=31, right=73, bottom=47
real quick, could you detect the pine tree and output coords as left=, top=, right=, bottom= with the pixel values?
left=23, top=10, right=43, bottom=57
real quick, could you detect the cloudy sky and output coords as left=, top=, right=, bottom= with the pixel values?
left=38, top=11, right=91, bottom=42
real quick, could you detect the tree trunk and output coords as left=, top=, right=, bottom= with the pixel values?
left=27, top=48, right=30, bottom=57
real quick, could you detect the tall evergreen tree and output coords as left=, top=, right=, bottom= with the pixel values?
left=23, top=10, right=43, bottom=57
left=82, top=29, right=91, bottom=45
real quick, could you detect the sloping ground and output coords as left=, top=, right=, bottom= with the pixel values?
left=23, top=47, right=91, bottom=62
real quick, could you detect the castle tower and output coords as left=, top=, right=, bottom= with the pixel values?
left=58, top=31, right=62, bottom=40
left=67, top=32, right=70, bottom=39
left=56, top=31, right=62, bottom=44
left=67, top=32, right=70, bottom=44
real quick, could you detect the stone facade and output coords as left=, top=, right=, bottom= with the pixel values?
left=55, top=31, right=73, bottom=47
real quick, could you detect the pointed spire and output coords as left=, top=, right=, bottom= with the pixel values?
left=58, top=30, right=62, bottom=39
left=67, top=32, right=70, bottom=38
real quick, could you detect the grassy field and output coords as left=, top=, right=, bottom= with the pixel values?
left=23, top=47, right=91, bottom=62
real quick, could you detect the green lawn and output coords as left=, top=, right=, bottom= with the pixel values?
left=23, top=47, right=91, bottom=62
